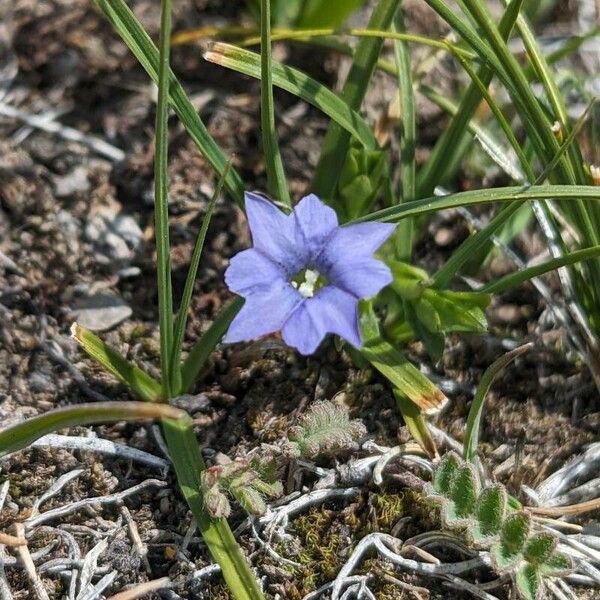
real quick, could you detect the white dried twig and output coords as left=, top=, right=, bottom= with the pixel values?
left=25, top=479, right=167, bottom=529
left=25, top=436, right=170, bottom=472
left=0, top=102, right=125, bottom=161
left=14, top=523, right=50, bottom=600
left=32, top=469, right=86, bottom=517
left=106, top=577, right=172, bottom=600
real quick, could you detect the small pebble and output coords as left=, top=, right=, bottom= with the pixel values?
left=73, top=293, right=132, bottom=331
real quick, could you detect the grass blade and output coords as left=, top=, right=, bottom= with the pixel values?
left=161, top=419, right=265, bottom=600
left=480, top=245, right=600, bottom=294
left=417, top=0, right=524, bottom=197
left=204, top=43, right=378, bottom=150
left=355, top=185, right=600, bottom=223
left=394, top=390, right=438, bottom=458
left=392, top=10, right=416, bottom=260
left=169, top=160, right=232, bottom=392
left=71, top=323, right=162, bottom=401
left=154, top=0, right=175, bottom=398
left=260, top=0, right=290, bottom=207
left=311, top=0, right=400, bottom=200
left=180, top=297, right=245, bottom=394
left=96, top=0, right=245, bottom=204
left=463, top=344, right=532, bottom=465
left=360, top=302, right=448, bottom=415
left=0, top=402, right=188, bottom=459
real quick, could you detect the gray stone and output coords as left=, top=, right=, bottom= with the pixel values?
left=73, top=293, right=132, bottom=331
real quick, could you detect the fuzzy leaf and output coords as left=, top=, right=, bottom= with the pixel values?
left=288, top=401, right=366, bottom=459
left=448, top=463, right=480, bottom=520
left=492, top=511, right=531, bottom=571
left=524, top=534, right=556, bottom=566
left=204, top=485, right=231, bottom=519
left=234, top=486, right=268, bottom=516
left=431, top=452, right=461, bottom=496
left=515, top=564, right=543, bottom=600
left=471, top=484, right=506, bottom=545
left=540, top=551, right=572, bottom=576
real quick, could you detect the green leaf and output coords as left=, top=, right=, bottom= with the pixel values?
left=355, top=185, right=600, bottom=224
left=524, top=534, right=556, bottom=566
left=0, top=402, right=189, bottom=458
left=472, top=485, right=506, bottom=544
left=480, top=245, right=600, bottom=294
left=312, top=0, right=399, bottom=199
left=180, top=297, right=244, bottom=394
left=153, top=0, right=175, bottom=398
left=287, top=400, right=366, bottom=459
left=96, top=0, right=245, bottom=204
left=424, top=289, right=490, bottom=334
left=394, top=390, right=438, bottom=459
left=298, top=0, right=365, bottom=28
left=405, top=299, right=445, bottom=362
left=203, top=43, right=378, bottom=151
left=515, top=564, right=543, bottom=600
left=160, top=419, right=266, bottom=600
left=447, top=463, right=479, bottom=521
left=540, top=551, right=572, bottom=576
left=259, top=0, right=290, bottom=207
left=492, top=511, right=531, bottom=571
left=463, top=344, right=532, bottom=465
left=431, top=451, right=461, bottom=496
left=71, top=323, right=162, bottom=402
left=360, top=301, right=448, bottom=415
left=170, top=161, right=231, bottom=393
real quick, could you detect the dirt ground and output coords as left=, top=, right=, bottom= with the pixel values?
left=1, top=1, right=599, bottom=598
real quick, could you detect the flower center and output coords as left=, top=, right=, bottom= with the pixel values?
left=291, top=268, right=327, bottom=298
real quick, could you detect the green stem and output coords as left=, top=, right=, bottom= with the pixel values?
left=161, top=419, right=265, bottom=599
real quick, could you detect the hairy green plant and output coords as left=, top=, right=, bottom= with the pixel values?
left=201, top=458, right=283, bottom=519
left=286, top=401, right=367, bottom=459
left=426, top=452, right=573, bottom=600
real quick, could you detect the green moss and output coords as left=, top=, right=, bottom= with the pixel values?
left=272, top=488, right=436, bottom=597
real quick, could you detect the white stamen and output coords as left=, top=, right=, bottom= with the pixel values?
left=298, top=269, right=319, bottom=298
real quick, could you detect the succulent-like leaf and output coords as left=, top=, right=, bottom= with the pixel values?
left=540, top=551, right=573, bottom=576
left=524, top=533, right=556, bottom=566
left=492, top=511, right=531, bottom=571
left=515, top=564, right=543, bottom=600
left=431, top=451, right=461, bottom=496
left=471, top=484, right=506, bottom=545
left=287, top=401, right=366, bottom=459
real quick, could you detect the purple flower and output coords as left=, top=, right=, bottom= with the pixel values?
left=224, top=192, right=395, bottom=355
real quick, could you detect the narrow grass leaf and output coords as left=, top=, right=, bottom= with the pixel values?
left=96, top=0, right=245, bottom=204
left=161, top=419, right=265, bottom=600
left=463, top=344, right=533, bottom=465
left=154, top=0, right=175, bottom=398
left=312, top=0, right=400, bottom=200
left=260, top=0, right=290, bottom=207
left=417, top=0, right=524, bottom=196
left=169, top=160, right=232, bottom=392
left=0, top=402, right=188, bottom=458
left=180, top=297, right=245, bottom=394
left=203, top=43, right=378, bottom=150
left=481, top=245, right=600, bottom=294
left=355, top=185, right=600, bottom=223
left=392, top=10, right=416, bottom=260
left=71, top=323, right=162, bottom=402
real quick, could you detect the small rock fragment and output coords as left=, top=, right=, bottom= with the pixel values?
left=73, top=293, right=132, bottom=331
